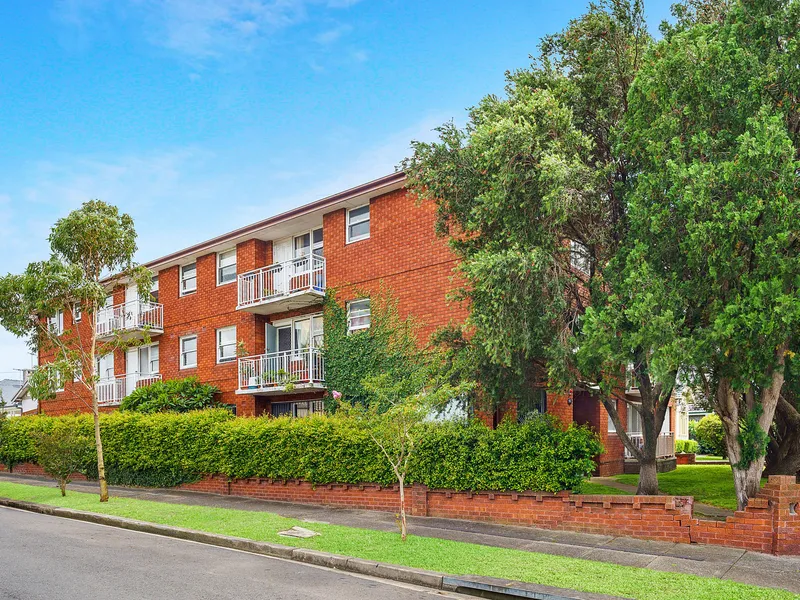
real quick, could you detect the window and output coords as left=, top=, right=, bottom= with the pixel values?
left=347, top=299, right=371, bottom=332
left=628, top=406, right=642, bottom=434
left=150, top=276, right=159, bottom=303
left=216, top=326, right=236, bottom=363
left=518, top=389, right=547, bottom=424
left=180, top=335, right=198, bottom=369
left=347, top=204, right=370, bottom=242
left=47, top=310, right=64, bottom=335
left=217, top=249, right=236, bottom=285
left=72, top=304, right=82, bottom=323
left=136, top=344, right=160, bottom=374
left=180, top=263, right=197, bottom=296
left=570, top=240, right=591, bottom=274
left=312, top=228, right=323, bottom=257
left=661, top=407, right=671, bottom=435
left=608, top=401, right=618, bottom=432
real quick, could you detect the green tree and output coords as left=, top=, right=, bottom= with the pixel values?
left=404, top=0, right=678, bottom=493
left=621, top=0, right=800, bottom=507
left=33, top=426, right=93, bottom=496
left=0, top=201, right=152, bottom=502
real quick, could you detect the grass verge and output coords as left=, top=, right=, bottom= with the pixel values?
left=614, top=465, right=761, bottom=511
left=0, top=480, right=794, bottom=600
left=576, top=482, right=632, bottom=495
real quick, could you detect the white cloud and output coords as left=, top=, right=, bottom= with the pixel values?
left=54, top=0, right=364, bottom=59
left=314, top=23, right=352, bottom=45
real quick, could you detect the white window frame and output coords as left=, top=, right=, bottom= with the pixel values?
left=72, top=303, right=82, bottom=323
left=48, top=310, right=64, bottom=336
left=135, top=343, right=160, bottom=375
left=180, top=263, right=197, bottom=296
left=150, top=275, right=159, bottom=302
left=608, top=401, right=618, bottom=433
left=180, top=335, right=198, bottom=369
left=216, top=326, right=237, bottom=364
left=216, top=249, right=237, bottom=286
left=269, top=314, right=323, bottom=352
left=347, top=299, right=371, bottom=333
left=346, top=204, right=370, bottom=243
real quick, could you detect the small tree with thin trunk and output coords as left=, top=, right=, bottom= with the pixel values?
left=0, top=200, right=152, bottom=502
left=33, top=427, right=92, bottom=496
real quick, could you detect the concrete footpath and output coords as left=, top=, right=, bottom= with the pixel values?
left=2, top=473, right=799, bottom=595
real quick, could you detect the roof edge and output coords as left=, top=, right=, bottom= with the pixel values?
left=141, top=171, right=406, bottom=272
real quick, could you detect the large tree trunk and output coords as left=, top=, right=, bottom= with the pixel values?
left=717, top=364, right=785, bottom=510
left=637, top=458, right=659, bottom=495
left=764, top=396, right=800, bottom=480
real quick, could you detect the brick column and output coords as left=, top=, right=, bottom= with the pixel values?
left=411, top=484, right=428, bottom=516
left=763, top=475, right=800, bottom=555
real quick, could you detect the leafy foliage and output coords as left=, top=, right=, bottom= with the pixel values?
left=120, top=377, right=220, bottom=414
left=675, top=439, right=699, bottom=455
left=322, top=289, right=420, bottom=408
left=695, top=414, right=727, bottom=458
left=32, top=424, right=93, bottom=496
left=0, top=411, right=602, bottom=493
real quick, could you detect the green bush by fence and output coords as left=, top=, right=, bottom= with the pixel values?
left=0, top=411, right=602, bottom=493
left=120, top=377, right=220, bottom=414
left=695, top=414, right=727, bottom=457
left=674, top=439, right=699, bottom=454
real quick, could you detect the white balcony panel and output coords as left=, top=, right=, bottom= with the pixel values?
left=96, top=373, right=162, bottom=406
left=96, top=300, right=164, bottom=340
left=237, top=348, right=324, bottom=395
left=237, top=255, right=325, bottom=315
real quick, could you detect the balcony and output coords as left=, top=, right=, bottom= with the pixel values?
left=96, top=300, right=164, bottom=341
left=623, top=432, right=675, bottom=459
left=237, top=255, right=325, bottom=315
left=97, top=373, right=162, bottom=406
left=237, top=348, right=325, bottom=395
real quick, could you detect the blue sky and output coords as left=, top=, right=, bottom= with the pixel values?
left=0, top=0, right=673, bottom=377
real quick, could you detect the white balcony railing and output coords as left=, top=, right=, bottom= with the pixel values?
left=237, top=255, right=325, bottom=310
left=238, top=348, right=324, bottom=391
left=96, top=372, right=162, bottom=406
left=624, top=431, right=675, bottom=459
left=96, top=300, right=164, bottom=338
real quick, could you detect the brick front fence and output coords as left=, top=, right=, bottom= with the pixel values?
left=2, top=463, right=798, bottom=556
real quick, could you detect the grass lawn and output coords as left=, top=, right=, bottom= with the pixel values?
left=0, top=481, right=794, bottom=600
left=576, top=482, right=632, bottom=495
left=615, top=465, right=753, bottom=510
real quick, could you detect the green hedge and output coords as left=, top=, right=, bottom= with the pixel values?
left=675, top=439, right=699, bottom=454
left=0, top=411, right=602, bottom=493
left=120, top=377, right=220, bottom=414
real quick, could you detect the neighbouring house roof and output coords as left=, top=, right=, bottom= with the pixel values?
left=0, top=378, right=22, bottom=408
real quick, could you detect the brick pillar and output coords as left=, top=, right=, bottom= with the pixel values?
left=411, top=484, right=428, bottom=516
left=762, top=475, right=800, bottom=555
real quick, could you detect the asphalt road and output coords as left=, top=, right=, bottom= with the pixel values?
left=0, top=507, right=468, bottom=600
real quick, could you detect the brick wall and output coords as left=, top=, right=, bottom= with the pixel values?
left=3, top=462, right=797, bottom=556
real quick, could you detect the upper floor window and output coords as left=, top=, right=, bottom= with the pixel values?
left=294, top=228, right=324, bottom=259
left=347, top=204, right=370, bottom=243
left=570, top=240, right=591, bottom=274
left=180, top=335, right=197, bottom=369
left=150, top=276, right=159, bottom=303
left=217, top=249, right=237, bottom=285
left=72, top=303, right=82, bottom=323
left=216, top=326, right=236, bottom=363
left=135, top=344, right=160, bottom=375
left=181, top=263, right=197, bottom=296
left=347, top=299, right=371, bottom=333
left=47, top=310, right=64, bottom=336
left=608, top=400, right=619, bottom=432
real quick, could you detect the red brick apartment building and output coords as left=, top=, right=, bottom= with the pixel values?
left=32, top=172, right=674, bottom=475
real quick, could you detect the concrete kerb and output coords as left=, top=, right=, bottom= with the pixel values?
left=0, top=496, right=629, bottom=600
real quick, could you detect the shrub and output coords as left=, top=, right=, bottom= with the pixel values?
left=32, top=422, right=93, bottom=496
left=0, top=411, right=602, bottom=493
left=675, top=439, right=699, bottom=454
left=695, top=414, right=727, bottom=457
left=120, top=377, right=220, bottom=414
